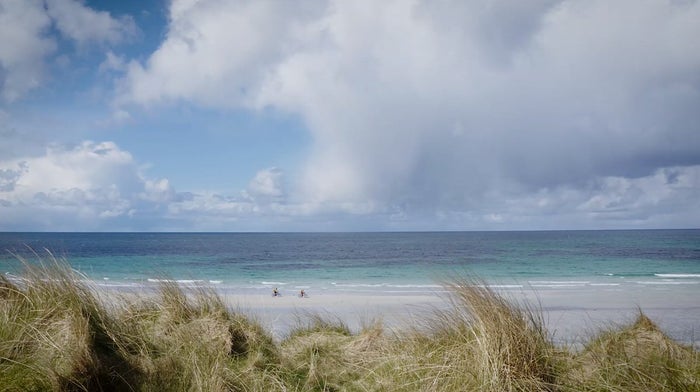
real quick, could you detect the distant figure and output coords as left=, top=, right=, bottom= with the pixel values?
left=273, top=288, right=279, bottom=297
left=299, top=289, right=307, bottom=298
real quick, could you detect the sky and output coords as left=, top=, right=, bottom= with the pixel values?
left=0, top=0, right=699, bottom=232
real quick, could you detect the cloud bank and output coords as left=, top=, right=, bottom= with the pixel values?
left=0, top=141, right=167, bottom=230
left=115, top=0, right=700, bottom=229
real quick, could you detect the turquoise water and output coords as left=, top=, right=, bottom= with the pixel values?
left=1, top=230, right=698, bottom=296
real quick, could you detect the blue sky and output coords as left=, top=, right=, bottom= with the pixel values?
left=1, top=0, right=699, bottom=231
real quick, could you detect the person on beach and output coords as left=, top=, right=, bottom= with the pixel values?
left=299, top=289, right=306, bottom=298
left=273, top=288, right=279, bottom=297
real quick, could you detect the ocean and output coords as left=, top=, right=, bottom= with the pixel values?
left=1, top=230, right=699, bottom=295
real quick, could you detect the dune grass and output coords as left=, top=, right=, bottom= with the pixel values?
left=1, top=259, right=699, bottom=391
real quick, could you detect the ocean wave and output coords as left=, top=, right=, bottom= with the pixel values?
left=602, top=272, right=657, bottom=278
left=655, top=274, right=700, bottom=278
left=332, top=283, right=385, bottom=288
left=261, top=281, right=287, bottom=286
left=635, top=281, right=700, bottom=285
left=486, top=284, right=524, bottom=289
left=529, top=284, right=588, bottom=288
left=95, top=282, right=140, bottom=288
left=528, top=281, right=589, bottom=286
left=528, top=280, right=590, bottom=288
left=529, top=280, right=590, bottom=284
left=331, top=282, right=441, bottom=289
left=332, top=287, right=449, bottom=294
left=3, top=273, right=24, bottom=283
left=146, top=278, right=206, bottom=285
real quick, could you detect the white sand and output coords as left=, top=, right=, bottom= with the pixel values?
left=220, top=286, right=700, bottom=347
left=526, top=285, right=700, bottom=347
left=104, top=283, right=699, bottom=346
left=222, top=292, right=446, bottom=338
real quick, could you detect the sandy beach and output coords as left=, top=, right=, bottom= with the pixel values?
left=222, top=291, right=446, bottom=339
left=220, top=284, right=700, bottom=347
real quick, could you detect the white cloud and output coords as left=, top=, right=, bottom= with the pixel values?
left=577, top=166, right=700, bottom=223
left=118, top=0, right=325, bottom=107
left=114, top=0, right=700, bottom=229
left=255, top=0, right=700, bottom=206
left=0, top=0, right=55, bottom=102
left=141, top=178, right=175, bottom=203
left=0, top=144, right=366, bottom=230
left=0, top=163, right=25, bottom=192
left=99, top=51, right=128, bottom=74
left=2, top=140, right=697, bottom=231
left=246, top=167, right=285, bottom=200
left=0, top=0, right=136, bottom=102
left=45, top=0, right=137, bottom=46
left=0, top=141, right=172, bottom=230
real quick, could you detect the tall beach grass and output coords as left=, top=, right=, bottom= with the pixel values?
left=1, top=257, right=699, bottom=391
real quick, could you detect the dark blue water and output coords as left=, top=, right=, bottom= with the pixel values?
left=1, top=230, right=699, bottom=294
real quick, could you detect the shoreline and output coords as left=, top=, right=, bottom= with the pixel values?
left=9, top=270, right=700, bottom=346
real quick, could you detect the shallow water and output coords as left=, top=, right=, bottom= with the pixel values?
left=2, top=231, right=698, bottom=292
